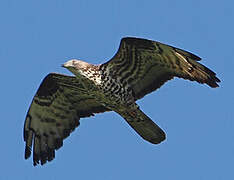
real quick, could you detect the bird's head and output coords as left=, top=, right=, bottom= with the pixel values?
left=62, top=59, right=92, bottom=77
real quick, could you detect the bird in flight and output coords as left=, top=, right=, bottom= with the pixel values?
left=24, top=37, right=220, bottom=166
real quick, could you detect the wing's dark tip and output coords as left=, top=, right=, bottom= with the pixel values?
left=216, top=77, right=221, bottom=82
left=207, top=77, right=220, bottom=88
left=25, top=146, right=32, bottom=159
left=32, top=146, right=56, bottom=166
left=201, top=65, right=221, bottom=88
left=205, top=72, right=220, bottom=88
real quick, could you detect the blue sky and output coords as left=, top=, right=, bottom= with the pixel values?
left=1, top=0, right=233, bottom=179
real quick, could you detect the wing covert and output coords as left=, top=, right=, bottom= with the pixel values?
left=24, top=73, right=109, bottom=165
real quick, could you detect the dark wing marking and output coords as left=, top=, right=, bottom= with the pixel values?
left=101, top=37, right=220, bottom=100
left=24, top=73, right=109, bottom=166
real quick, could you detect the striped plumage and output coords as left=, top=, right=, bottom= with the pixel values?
left=24, top=37, right=220, bottom=166
left=101, top=38, right=219, bottom=100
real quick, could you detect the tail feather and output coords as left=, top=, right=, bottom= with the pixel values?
left=118, top=108, right=165, bottom=144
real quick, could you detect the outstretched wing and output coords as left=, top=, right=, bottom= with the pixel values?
left=24, top=73, right=109, bottom=166
left=101, top=37, right=220, bottom=100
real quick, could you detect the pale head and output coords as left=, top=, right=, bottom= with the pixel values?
left=62, top=59, right=95, bottom=77
left=62, top=59, right=91, bottom=69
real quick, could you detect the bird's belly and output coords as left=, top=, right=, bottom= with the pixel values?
left=92, top=85, right=136, bottom=111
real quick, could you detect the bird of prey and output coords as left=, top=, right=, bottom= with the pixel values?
left=24, top=37, right=220, bottom=166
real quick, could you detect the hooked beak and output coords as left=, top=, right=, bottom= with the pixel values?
left=61, top=60, right=75, bottom=68
left=61, top=62, right=69, bottom=68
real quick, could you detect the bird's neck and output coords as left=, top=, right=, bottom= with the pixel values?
left=78, top=65, right=102, bottom=86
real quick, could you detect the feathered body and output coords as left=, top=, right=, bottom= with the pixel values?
left=24, top=37, right=220, bottom=165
